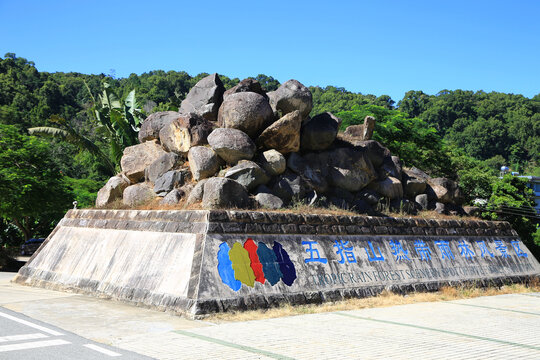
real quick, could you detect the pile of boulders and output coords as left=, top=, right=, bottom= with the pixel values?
left=95, top=74, right=464, bottom=215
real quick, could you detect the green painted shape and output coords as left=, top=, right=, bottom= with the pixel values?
left=174, top=330, right=297, bottom=360
left=335, top=312, right=540, bottom=351
left=229, top=242, right=256, bottom=287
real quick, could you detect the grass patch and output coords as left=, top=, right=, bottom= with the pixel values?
left=205, top=281, right=539, bottom=323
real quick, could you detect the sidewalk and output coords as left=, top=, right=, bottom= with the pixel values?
left=1, top=272, right=539, bottom=359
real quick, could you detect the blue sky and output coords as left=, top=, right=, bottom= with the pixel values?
left=1, top=0, right=538, bottom=101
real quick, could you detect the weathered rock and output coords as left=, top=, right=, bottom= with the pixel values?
left=356, top=140, right=391, bottom=168
left=415, top=194, right=429, bottom=210
left=405, top=178, right=427, bottom=198
left=188, top=146, right=221, bottom=181
left=390, top=198, right=418, bottom=215
left=159, top=113, right=214, bottom=154
left=463, top=206, right=482, bottom=217
left=224, top=161, right=270, bottom=190
left=378, top=156, right=402, bottom=180
left=327, top=148, right=377, bottom=192
left=258, top=149, right=286, bottom=176
left=185, top=179, right=208, bottom=206
left=95, top=175, right=130, bottom=207
left=154, top=170, right=185, bottom=196
left=217, top=92, right=274, bottom=138
left=160, top=189, right=185, bottom=205
left=327, top=187, right=354, bottom=209
left=256, top=110, right=302, bottom=154
left=287, top=152, right=328, bottom=193
left=435, top=202, right=446, bottom=214
left=179, top=73, right=225, bottom=121
left=267, top=79, right=312, bottom=118
left=138, top=111, right=181, bottom=143
left=404, top=167, right=430, bottom=182
left=271, top=171, right=307, bottom=204
left=300, top=112, right=341, bottom=151
left=120, top=141, right=167, bottom=183
left=223, top=78, right=267, bottom=99
left=146, top=152, right=180, bottom=183
left=429, top=177, right=462, bottom=204
left=343, top=124, right=364, bottom=138
left=207, top=128, right=256, bottom=164
left=369, top=176, right=403, bottom=200
left=202, top=177, right=250, bottom=209
left=254, top=192, right=283, bottom=209
left=122, top=183, right=156, bottom=206
left=362, top=116, right=376, bottom=140
left=356, top=189, right=381, bottom=206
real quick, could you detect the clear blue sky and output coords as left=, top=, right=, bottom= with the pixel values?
left=1, top=0, right=538, bottom=101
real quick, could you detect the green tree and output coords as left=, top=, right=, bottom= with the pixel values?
left=337, top=105, right=450, bottom=175
left=483, top=174, right=539, bottom=257
left=0, top=124, right=72, bottom=241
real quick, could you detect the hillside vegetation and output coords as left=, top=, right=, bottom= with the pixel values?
left=1, top=53, right=538, bottom=250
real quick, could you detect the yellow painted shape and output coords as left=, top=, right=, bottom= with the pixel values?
left=229, top=242, right=256, bottom=287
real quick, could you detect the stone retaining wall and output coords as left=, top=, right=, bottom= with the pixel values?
left=14, top=209, right=540, bottom=318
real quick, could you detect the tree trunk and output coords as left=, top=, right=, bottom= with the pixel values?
left=12, top=218, right=31, bottom=241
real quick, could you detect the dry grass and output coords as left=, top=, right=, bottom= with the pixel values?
left=205, top=280, right=540, bottom=323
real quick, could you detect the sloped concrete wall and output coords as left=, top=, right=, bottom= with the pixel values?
left=14, top=209, right=540, bottom=317
left=15, top=210, right=209, bottom=314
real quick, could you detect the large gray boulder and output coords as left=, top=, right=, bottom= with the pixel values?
left=327, top=148, right=377, bottom=192
left=202, top=177, right=250, bottom=209
left=378, top=156, right=402, bottom=181
left=122, top=183, right=156, bottom=206
left=207, top=128, right=256, bottom=164
left=271, top=171, right=308, bottom=204
left=300, top=112, right=341, bottom=151
left=188, top=146, right=221, bottom=181
left=287, top=152, right=328, bottom=193
left=267, top=79, right=312, bottom=118
left=120, top=141, right=167, bottom=183
left=145, top=152, right=180, bottom=183
left=138, top=111, right=181, bottom=143
left=405, top=178, right=427, bottom=198
left=254, top=192, right=283, bottom=209
left=258, top=149, right=286, bottom=176
left=95, top=175, right=130, bottom=207
left=185, top=179, right=208, bottom=206
left=224, top=161, right=270, bottom=190
left=217, top=92, right=274, bottom=138
left=428, top=177, right=463, bottom=204
left=355, top=140, right=391, bottom=168
left=179, top=73, right=225, bottom=121
left=160, top=188, right=185, bottom=206
left=256, top=110, right=302, bottom=154
left=223, top=78, right=267, bottom=99
left=415, top=194, right=429, bottom=210
left=154, top=170, right=185, bottom=196
left=159, top=113, right=214, bottom=154
left=369, top=176, right=403, bottom=199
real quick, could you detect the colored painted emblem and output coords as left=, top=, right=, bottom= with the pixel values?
left=217, top=239, right=296, bottom=290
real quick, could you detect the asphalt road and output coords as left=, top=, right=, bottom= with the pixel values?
left=0, top=307, right=154, bottom=360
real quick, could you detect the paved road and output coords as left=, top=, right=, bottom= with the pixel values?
left=1, top=272, right=539, bottom=359
left=0, top=307, right=152, bottom=360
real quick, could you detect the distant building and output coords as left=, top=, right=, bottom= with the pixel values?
left=518, top=176, right=540, bottom=214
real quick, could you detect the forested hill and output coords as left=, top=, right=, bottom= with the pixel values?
left=1, top=52, right=539, bottom=181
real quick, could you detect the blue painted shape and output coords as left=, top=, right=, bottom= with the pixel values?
left=273, top=241, right=297, bottom=286
left=257, top=242, right=283, bottom=286
left=217, top=242, right=241, bottom=291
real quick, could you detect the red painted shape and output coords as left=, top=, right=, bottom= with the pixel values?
left=244, top=238, right=266, bottom=284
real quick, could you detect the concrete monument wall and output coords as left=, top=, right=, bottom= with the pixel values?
left=14, top=209, right=540, bottom=317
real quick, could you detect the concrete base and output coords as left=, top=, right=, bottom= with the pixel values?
left=14, top=210, right=540, bottom=317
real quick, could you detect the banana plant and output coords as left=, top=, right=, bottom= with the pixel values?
left=29, top=81, right=144, bottom=175
left=28, top=115, right=116, bottom=174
